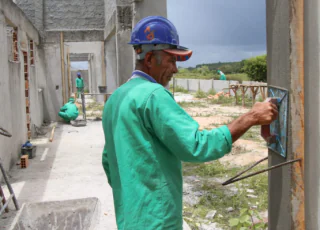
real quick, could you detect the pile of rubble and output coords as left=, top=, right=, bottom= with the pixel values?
left=207, top=91, right=231, bottom=100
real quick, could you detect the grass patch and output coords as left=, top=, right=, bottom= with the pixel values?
left=208, top=95, right=234, bottom=106
left=178, top=101, right=208, bottom=108
left=207, top=89, right=217, bottom=95
left=241, top=126, right=263, bottom=142
left=194, top=90, right=208, bottom=99
left=170, top=85, right=189, bottom=93
left=86, top=101, right=104, bottom=111
left=183, top=162, right=268, bottom=229
left=174, top=72, right=249, bottom=82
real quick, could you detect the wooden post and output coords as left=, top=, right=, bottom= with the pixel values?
left=101, top=42, right=107, bottom=102
left=250, top=86, right=260, bottom=106
left=60, top=32, right=66, bottom=104
left=260, top=86, right=267, bottom=100
left=230, top=85, right=239, bottom=105
left=67, top=47, right=71, bottom=98
left=240, top=85, right=248, bottom=107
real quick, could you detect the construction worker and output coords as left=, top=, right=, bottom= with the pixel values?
left=58, top=98, right=79, bottom=123
left=76, top=72, right=84, bottom=99
left=217, top=69, right=227, bottom=80
left=102, top=16, right=278, bottom=230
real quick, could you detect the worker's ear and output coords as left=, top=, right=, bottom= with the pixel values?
left=144, top=52, right=153, bottom=68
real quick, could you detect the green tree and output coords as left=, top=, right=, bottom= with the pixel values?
left=242, top=55, right=267, bottom=82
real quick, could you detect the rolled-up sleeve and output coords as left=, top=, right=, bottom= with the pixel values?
left=143, top=88, right=232, bottom=163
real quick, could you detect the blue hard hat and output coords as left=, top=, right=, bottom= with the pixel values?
left=129, top=16, right=192, bottom=62
left=77, top=72, right=81, bottom=76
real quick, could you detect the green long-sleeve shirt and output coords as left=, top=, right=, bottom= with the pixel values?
left=102, top=72, right=232, bottom=230
left=76, top=77, right=84, bottom=88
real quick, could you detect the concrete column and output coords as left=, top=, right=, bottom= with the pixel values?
left=115, top=3, right=134, bottom=86
left=267, top=0, right=305, bottom=229
left=305, top=1, right=320, bottom=229
left=133, top=0, right=167, bottom=25
left=132, top=0, right=167, bottom=87
left=88, top=54, right=93, bottom=93
left=105, top=36, right=117, bottom=93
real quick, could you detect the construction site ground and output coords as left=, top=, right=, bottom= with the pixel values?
left=0, top=94, right=268, bottom=230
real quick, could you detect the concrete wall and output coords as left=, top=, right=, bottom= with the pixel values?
left=266, top=0, right=306, bottom=229
left=305, top=1, right=320, bottom=229
left=170, top=78, right=266, bottom=98
left=42, top=43, right=63, bottom=120
left=8, top=61, right=26, bottom=168
left=44, top=0, right=104, bottom=31
left=16, top=0, right=104, bottom=31
left=15, top=0, right=35, bottom=24
left=0, top=9, right=44, bottom=174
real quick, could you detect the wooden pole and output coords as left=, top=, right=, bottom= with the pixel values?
left=67, top=47, right=71, bottom=99
left=49, top=125, right=56, bottom=142
left=240, top=85, right=248, bottom=107
left=60, top=32, right=66, bottom=104
left=101, top=42, right=107, bottom=102
left=250, top=86, right=259, bottom=106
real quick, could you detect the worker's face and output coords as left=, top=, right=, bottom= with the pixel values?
left=145, top=51, right=178, bottom=87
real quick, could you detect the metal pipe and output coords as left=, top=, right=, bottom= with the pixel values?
left=222, top=156, right=268, bottom=185
left=0, top=161, right=19, bottom=210
left=0, top=194, right=13, bottom=215
left=222, top=158, right=302, bottom=186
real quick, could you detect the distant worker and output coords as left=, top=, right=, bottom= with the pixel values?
left=58, top=98, right=79, bottom=123
left=102, top=16, right=278, bottom=230
left=217, top=69, right=227, bottom=80
left=76, top=72, right=84, bottom=99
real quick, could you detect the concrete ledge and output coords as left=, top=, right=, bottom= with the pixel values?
left=44, top=30, right=104, bottom=43
left=0, top=0, right=39, bottom=43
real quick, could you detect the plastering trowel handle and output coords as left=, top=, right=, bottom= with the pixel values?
left=260, top=98, right=279, bottom=144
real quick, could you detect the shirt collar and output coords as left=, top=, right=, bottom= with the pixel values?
left=132, top=70, right=157, bottom=83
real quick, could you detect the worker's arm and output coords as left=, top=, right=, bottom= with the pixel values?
left=102, top=144, right=112, bottom=187
left=60, top=105, right=67, bottom=112
left=143, top=88, right=232, bottom=163
left=227, top=102, right=278, bottom=142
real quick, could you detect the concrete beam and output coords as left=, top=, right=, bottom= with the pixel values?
left=44, top=30, right=104, bottom=43
left=69, top=54, right=90, bottom=62
left=104, top=10, right=116, bottom=40
left=0, top=0, right=39, bottom=43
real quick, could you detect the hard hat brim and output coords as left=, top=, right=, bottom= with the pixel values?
left=163, top=47, right=193, bottom=62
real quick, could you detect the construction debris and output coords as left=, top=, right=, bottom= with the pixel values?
left=207, top=91, right=231, bottom=100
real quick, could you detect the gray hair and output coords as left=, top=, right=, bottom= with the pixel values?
left=135, top=50, right=163, bottom=68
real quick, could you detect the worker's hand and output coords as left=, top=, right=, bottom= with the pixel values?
left=249, top=101, right=278, bottom=126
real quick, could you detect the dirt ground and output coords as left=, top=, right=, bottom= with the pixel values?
left=184, top=103, right=268, bottom=167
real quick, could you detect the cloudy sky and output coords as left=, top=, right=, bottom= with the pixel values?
left=167, top=0, right=267, bottom=67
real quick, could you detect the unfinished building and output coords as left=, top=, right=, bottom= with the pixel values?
left=0, top=0, right=166, bottom=173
